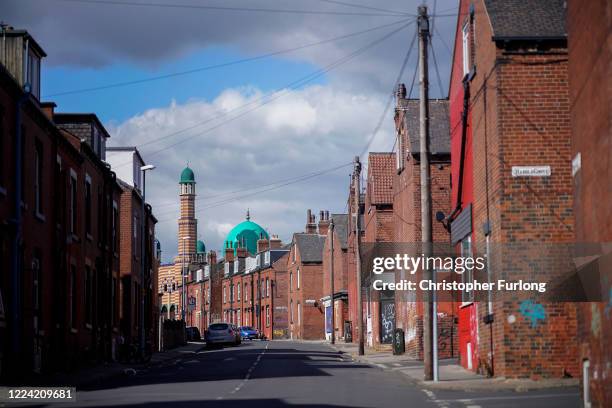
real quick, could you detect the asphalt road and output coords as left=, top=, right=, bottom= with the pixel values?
left=39, top=341, right=580, bottom=408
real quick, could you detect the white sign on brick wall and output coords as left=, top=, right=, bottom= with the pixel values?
left=511, top=166, right=551, bottom=177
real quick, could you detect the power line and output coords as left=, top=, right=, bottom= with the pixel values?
left=54, top=0, right=405, bottom=17
left=358, top=25, right=417, bottom=158
left=110, top=19, right=416, bottom=169
left=315, top=0, right=411, bottom=16
left=154, top=163, right=358, bottom=208
left=429, top=39, right=445, bottom=98
left=155, top=162, right=352, bottom=222
left=45, top=18, right=412, bottom=97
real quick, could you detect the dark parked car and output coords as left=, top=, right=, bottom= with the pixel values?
left=186, top=326, right=201, bottom=341
left=240, top=326, right=259, bottom=340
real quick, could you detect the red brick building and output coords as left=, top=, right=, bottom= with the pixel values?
left=0, top=27, right=127, bottom=377
left=363, top=153, right=395, bottom=348
left=448, top=0, right=577, bottom=378
left=105, top=148, right=158, bottom=352
left=220, top=233, right=289, bottom=339
left=391, top=91, right=456, bottom=359
left=567, top=0, right=612, bottom=405
left=288, top=212, right=326, bottom=340
left=321, top=213, right=349, bottom=342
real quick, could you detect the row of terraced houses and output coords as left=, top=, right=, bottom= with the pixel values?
left=159, top=1, right=610, bottom=406
left=0, top=27, right=161, bottom=380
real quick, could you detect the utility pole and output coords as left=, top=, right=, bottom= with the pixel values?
left=353, top=156, right=365, bottom=356
left=329, top=218, right=335, bottom=345
left=418, top=5, right=435, bottom=381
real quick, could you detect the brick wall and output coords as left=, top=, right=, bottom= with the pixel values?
left=567, top=0, right=612, bottom=405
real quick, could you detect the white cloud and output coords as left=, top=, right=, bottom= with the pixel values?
left=108, top=84, right=391, bottom=262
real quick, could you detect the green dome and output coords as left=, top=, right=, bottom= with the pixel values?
left=180, top=166, right=195, bottom=184
left=196, top=240, right=206, bottom=254
left=222, top=211, right=268, bottom=256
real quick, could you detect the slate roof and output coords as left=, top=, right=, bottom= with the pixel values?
left=294, top=233, right=326, bottom=263
left=484, top=0, right=566, bottom=39
left=400, top=99, right=450, bottom=156
left=367, top=153, right=394, bottom=205
left=331, top=214, right=349, bottom=250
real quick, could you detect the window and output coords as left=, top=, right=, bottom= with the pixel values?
left=133, top=215, right=139, bottom=258
left=223, top=286, right=227, bottom=304
left=85, top=176, right=92, bottom=237
left=290, top=300, right=294, bottom=323
left=32, top=254, right=41, bottom=330
left=461, top=236, right=474, bottom=303
left=297, top=302, right=301, bottom=326
left=69, top=171, right=77, bottom=235
left=237, top=309, right=241, bottom=325
left=70, top=265, right=77, bottom=329
left=266, top=305, right=270, bottom=327
left=266, top=278, right=270, bottom=298
left=245, top=283, right=248, bottom=301
left=85, top=266, right=92, bottom=325
left=237, top=283, right=241, bottom=301
left=297, top=268, right=300, bottom=290
left=34, top=140, right=43, bottom=216
left=289, top=272, right=293, bottom=292
left=26, top=49, right=41, bottom=99
left=112, top=202, right=118, bottom=252
left=462, top=21, right=470, bottom=76
left=396, top=130, right=404, bottom=171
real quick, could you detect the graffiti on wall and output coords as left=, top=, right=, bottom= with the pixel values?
left=380, top=300, right=395, bottom=344
left=519, top=300, right=546, bottom=328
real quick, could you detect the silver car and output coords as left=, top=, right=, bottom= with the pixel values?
left=205, top=322, right=240, bottom=346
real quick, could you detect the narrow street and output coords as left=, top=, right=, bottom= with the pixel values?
left=42, top=341, right=579, bottom=408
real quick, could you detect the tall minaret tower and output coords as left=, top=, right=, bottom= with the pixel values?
left=177, top=166, right=197, bottom=261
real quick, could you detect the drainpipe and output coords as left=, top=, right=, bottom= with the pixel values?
left=449, top=79, right=471, bottom=222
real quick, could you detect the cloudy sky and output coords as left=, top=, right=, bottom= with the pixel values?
left=4, top=0, right=458, bottom=262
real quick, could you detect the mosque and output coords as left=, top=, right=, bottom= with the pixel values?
left=157, top=166, right=270, bottom=320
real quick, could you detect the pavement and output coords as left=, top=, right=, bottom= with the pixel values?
left=330, top=341, right=580, bottom=391
left=22, top=341, right=207, bottom=390
left=15, top=340, right=580, bottom=408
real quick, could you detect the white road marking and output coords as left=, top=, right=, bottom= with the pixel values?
left=224, top=343, right=269, bottom=398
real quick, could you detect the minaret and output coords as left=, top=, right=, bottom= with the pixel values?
left=177, top=166, right=197, bottom=261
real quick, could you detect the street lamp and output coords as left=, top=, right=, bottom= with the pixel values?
left=182, top=236, right=190, bottom=321
left=139, top=164, right=155, bottom=357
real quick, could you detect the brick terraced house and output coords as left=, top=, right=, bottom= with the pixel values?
left=448, top=0, right=577, bottom=378
left=288, top=211, right=326, bottom=340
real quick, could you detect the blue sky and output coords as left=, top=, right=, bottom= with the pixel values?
left=43, top=46, right=324, bottom=123
left=5, top=0, right=456, bottom=260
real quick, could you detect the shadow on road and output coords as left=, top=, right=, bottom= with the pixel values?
left=79, top=342, right=371, bottom=392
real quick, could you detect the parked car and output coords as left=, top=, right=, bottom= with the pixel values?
left=240, top=326, right=259, bottom=340
left=185, top=326, right=201, bottom=341
left=205, top=323, right=240, bottom=346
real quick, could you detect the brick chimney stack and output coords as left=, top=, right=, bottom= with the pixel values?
left=224, top=241, right=234, bottom=263
left=40, top=102, right=56, bottom=120
left=207, top=250, right=217, bottom=265
left=257, top=233, right=269, bottom=253
left=236, top=238, right=248, bottom=259
left=318, top=210, right=330, bottom=235
left=269, top=235, right=282, bottom=249
left=306, top=209, right=317, bottom=234
left=396, top=83, right=406, bottom=100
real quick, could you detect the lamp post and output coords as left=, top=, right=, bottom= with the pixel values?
left=139, top=164, right=155, bottom=356
left=181, top=236, right=190, bottom=321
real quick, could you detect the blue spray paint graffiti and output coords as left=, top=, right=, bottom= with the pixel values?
left=605, top=287, right=612, bottom=318
left=519, top=300, right=546, bottom=328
